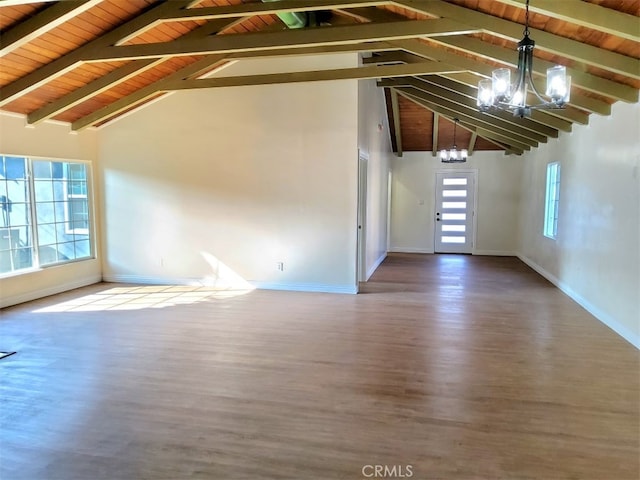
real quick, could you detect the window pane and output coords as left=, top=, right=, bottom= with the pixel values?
left=7, top=180, right=28, bottom=203
left=3, top=157, right=27, bottom=180
left=442, top=213, right=466, bottom=221
left=34, top=180, right=55, bottom=202
left=68, top=181, right=87, bottom=196
left=36, top=202, right=55, bottom=225
left=442, top=190, right=467, bottom=198
left=544, top=162, right=561, bottom=239
left=38, top=223, right=58, bottom=246
left=74, top=239, right=91, bottom=259
left=441, top=236, right=466, bottom=243
left=39, top=245, right=60, bottom=265
left=0, top=249, right=13, bottom=274
left=442, top=225, right=466, bottom=232
left=55, top=241, right=75, bottom=262
left=0, top=202, right=33, bottom=272
left=52, top=162, right=64, bottom=179
left=68, top=164, right=86, bottom=181
left=442, top=201, right=467, bottom=209
left=33, top=161, right=52, bottom=179
left=443, top=178, right=467, bottom=186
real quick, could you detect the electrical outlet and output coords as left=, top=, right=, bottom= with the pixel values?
left=277, top=262, right=284, bottom=271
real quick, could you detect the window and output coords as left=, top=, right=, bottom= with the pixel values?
left=544, top=162, right=561, bottom=239
left=0, top=155, right=94, bottom=275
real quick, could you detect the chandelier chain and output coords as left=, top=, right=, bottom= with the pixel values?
left=523, top=0, right=530, bottom=37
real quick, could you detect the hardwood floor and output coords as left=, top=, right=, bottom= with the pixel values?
left=1, top=254, right=638, bottom=480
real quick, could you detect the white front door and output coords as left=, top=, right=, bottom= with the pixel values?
left=434, top=171, right=476, bottom=254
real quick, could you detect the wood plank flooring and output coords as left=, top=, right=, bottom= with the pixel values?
left=1, top=254, right=638, bottom=480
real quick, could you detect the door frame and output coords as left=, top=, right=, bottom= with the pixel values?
left=433, top=168, right=479, bottom=254
left=356, top=150, right=368, bottom=283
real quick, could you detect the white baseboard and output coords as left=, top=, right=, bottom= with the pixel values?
left=251, top=282, right=357, bottom=295
left=103, top=274, right=357, bottom=295
left=518, top=254, right=639, bottom=349
left=102, top=274, right=206, bottom=286
left=388, top=247, right=434, bottom=254
left=1, top=274, right=102, bottom=308
left=366, top=252, right=387, bottom=280
left=473, top=250, right=516, bottom=256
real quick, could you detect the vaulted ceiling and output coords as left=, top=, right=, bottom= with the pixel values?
left=1, top=0, right=638, bottom=156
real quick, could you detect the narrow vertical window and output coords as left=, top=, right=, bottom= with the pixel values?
left=544, top=162, right=560, bottom=239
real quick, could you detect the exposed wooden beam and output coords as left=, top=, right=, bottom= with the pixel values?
left=431, top=112, right=439, bottom=157
left=365, top=51, right=583, bottom=128
left=383, top=88, right=399, bottom=153
left=434, top=36, right=639, bottom=103
left=397, top=89, right=535, bottom=151
left=397, top=89, right=529, bottom=153
left=27, top=59, right=165, bottom=124
left=393, top=0, right=640, bottom=80
left=0, top=0, right=201, bottom=107
left=494, top=0, right=640, bottom=42
left=468, top=132, right=478, bottom=156
left=163, top=62, right=465, bottom=91
left=390, top=88, right=403, bottom=156
left=388, top=39, right=611, bottom=116
left=420, top=76, right=559, bottom=138
left=0, top=0, right=57, bottom=5
left=0, top=0, right=102, bottom=56
left=378, top=77, right=554, bottom=142
left=27, top=17, right=242, bottom=125
left=458, top=120, right=523, bottom=155
left=71, top=54, right=231, bottom=131
left=392, top=84, right=542, bottom=146
left=163, top=0, right=391, bottom=21
left=70, top=42, right=394, bottom=130
left=440, top=70, right=589, bottom=125
left=365, top=52, right=406, bottom=65
left=474, top=127, right=525, bottom=155
left=88, top=19, right=479, bottom=61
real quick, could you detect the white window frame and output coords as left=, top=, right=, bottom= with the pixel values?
left=543, top=162, right=561, bottom=239
left=0, top=154, right=94, bottom=277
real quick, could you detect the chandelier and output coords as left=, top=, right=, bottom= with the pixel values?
left=476, top=0, right=571, bottom=118
left=440, top=118, right=467, bottom=163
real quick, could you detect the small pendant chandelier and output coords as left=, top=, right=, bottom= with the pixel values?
left=476, top=0, right=571, bottom=118
left=440, top=118, right=467, bottom=163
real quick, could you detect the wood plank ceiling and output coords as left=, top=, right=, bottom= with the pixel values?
left=0, top=0, right=638, bottom=155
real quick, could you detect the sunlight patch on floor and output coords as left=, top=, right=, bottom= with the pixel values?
left=32, top=285, right=254, bottom=313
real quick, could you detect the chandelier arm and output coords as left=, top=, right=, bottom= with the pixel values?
left=525, top=50, right=549, bottom=104
left=510, top=68, right=525, bottom=104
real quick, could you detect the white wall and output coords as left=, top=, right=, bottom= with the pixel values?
left=98, top=54, right=360, bottom=293
left=0, top=113, right=101, bottom=307
left=518, top=101, right=640, bottom=348
left=358, top=76, right=393, bottom=279
left=390, top=150, right=522, bottom=255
